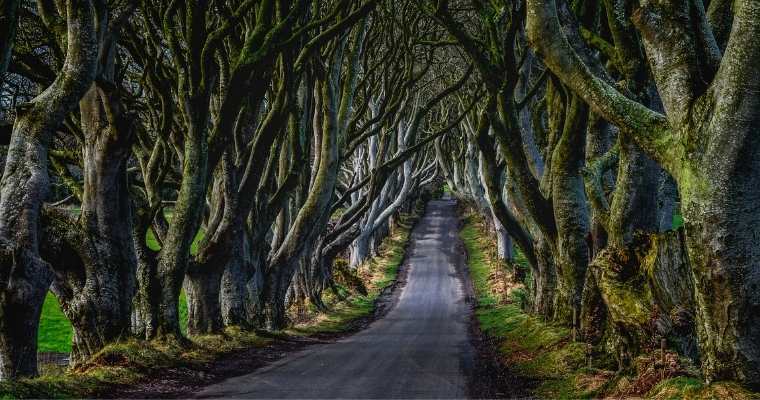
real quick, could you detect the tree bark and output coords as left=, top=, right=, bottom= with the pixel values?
left=49, top=8, right=138, bottom=362
left=184, top=263, right=224, bottom=335
left=550, top=94, right=590, bottom=324
left=155, top=96, right=211, bottom=339
left=0, top=0, right=98, bottom=379
left=526, top=0, right=760, bottom=386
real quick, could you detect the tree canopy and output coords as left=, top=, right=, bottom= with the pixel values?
left=0, top=0, right=758, bottom=392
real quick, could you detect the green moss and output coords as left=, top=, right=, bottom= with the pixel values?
left=598, top=274, right=652, bottom=326
left=647, top=377, right=759, bottom=400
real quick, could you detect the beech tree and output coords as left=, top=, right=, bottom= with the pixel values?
left=0, top=0, right=99, bottom=379
left=0, top=0, right=758, bottom=391
left=526, top=0, right=760, bottom=387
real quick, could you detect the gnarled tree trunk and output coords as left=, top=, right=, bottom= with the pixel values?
left=0, top=0, right=98, bottom=379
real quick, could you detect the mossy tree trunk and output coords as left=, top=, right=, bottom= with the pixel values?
left=220, top=228, right=263, bottom=328
left=47, top=4, right=138, bottom=364
left=0, top=0, right=98, bottom=380
left=155, top=93, right=211, bottom=339
left=527, top=0, right=760, bottom=387
left=549, top=93, right=590, bottom=324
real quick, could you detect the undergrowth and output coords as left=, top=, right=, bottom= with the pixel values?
left=2, top=208, right=422, bottom=399
left=288, top=210, right=418, bottom=336
left=459, top=207, right=759, bottom=400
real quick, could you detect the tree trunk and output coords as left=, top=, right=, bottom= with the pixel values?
left=550, top=95, right=590, bottom=324
left=0, top=0, right=97, bottom=379
left=494, top=222, right=513, bottom=261
left=221, top=231, right=262, bottom=328
left=155, top=98, right=210, bottom=339
left=682, top=171, right=760, bottom=387
left=50, top=23, right=138, bottom=361
left=349, top=232, right=371, bottom=268
left=132, top=232, right=159, bottom=339
left=259, top=263, right=293, bottom=330
left=533, top=239, right=556, bottom=318
left=184, top=263, right=224, bottom=335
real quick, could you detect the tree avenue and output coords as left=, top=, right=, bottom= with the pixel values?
left=0, top=0, right=758, bottom=394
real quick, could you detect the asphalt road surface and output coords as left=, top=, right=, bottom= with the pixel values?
left=194, top=199, right=474, bottom=399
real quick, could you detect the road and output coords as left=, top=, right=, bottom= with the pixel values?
left=195, top=199, right=474, bottom=399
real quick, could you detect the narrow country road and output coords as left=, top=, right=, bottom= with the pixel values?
left=194, top=199, right=474, bottom=399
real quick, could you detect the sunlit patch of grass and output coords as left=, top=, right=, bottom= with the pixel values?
left=460, top=209, right=599, bottom=399
left=38, top=293, right=72, bottom=353
left=647, top=377, right=759, bottom=400
left=144, top=210, right=205, bottom=255
left=460, top=207, right=759, bottom=400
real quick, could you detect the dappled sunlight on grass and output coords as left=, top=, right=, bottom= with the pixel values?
left=460, top=208, right=759, bottom=400
left=460, top=210, right=602, bottom=399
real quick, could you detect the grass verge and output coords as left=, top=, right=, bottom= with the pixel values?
left=39, top=291, right=189, bottom=354
left=288, top=210, right=418, bottom=336
left=3, top=208, right=422, bottom=399
left=459, top=206, right=759, bottom=400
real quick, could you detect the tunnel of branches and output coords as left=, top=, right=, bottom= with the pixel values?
left=0, top=0, right=758, bottom=391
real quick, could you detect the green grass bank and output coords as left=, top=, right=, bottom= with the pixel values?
left=459, top=206, right=758, bottom=400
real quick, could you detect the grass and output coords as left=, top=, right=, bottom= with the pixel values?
left=460, top=206, right=760, bottom=400
left=460, top=211, right=596, bottom=399
left=8, top=206, right=422, bottom=399
left=39, top=292, right=189, bottom=353
left=38, top=207, right=197, bottom=353
left=144, top=210, right=205, bottom=255
left=1, top=329, right=272, bottom=400
left=38, top=294, right=73, bottom=354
